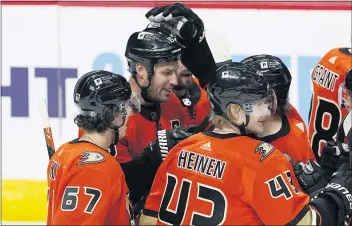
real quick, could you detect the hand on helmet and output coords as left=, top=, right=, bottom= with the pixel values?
left=145, top=3, right=205, bottom=46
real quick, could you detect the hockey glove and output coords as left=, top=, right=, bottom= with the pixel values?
left=293, top=160, right=329, bottom=195
left=143, top=126, right=196, bottom=171
left=318, top=163, right=352, bottom=224
left=145, top=3, right=205, bottom=46
left=155, top=126, right=196, bottom=160
left=320, top=140, right=349, bottom=176
left=146, top=4, right=215, bottom=87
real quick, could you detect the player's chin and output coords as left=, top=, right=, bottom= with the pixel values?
left=159, top=90, right=172, bottom=102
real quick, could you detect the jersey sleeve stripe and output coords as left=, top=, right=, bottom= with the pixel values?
left=284, top=204, right=310, bottom=225
left=142, top=208, right=159, bottom=218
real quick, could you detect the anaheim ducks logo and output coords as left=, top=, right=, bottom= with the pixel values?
left=255, top=142, right=275, bottom=161
left=77, top=152, right=105, bottom=166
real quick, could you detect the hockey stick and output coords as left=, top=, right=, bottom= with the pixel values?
left=38, top=99, right=56, bottom=159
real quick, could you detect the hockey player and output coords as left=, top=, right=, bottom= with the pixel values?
left=289, top=71, right=352, bottom=196
left=115, top=24, right=217, bottom=206
left=115, top=12, right=218, bottom=163
left=140, top=62, right=352, bottom=226
left=172, top=29, right=232, bottom=127
left=76, top=19, right=217, bottom=205
left=316, top=69, right=352, bottom=176
left=76, top=26, right=184, bottom=163
left=78, top=26, right=187, bottom=159
left=241, top=55, right=316, bottom=163
left=336, top=69, right=352, bottom=145
left=308, top=47, right=352, bottom=159
left=47, top=71, right=138, bottom=225
left=115, top=26, right=186, bottom=163
left=173, top=61, right=210, bottom=127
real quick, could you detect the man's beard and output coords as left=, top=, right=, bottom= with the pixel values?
left=174, top=82, right=193, bottom=91
left=173, top=85, right=185, bottom=91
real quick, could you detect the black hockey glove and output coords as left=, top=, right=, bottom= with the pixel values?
left=293, top=160, right=329, bottom=195
left=155, top=125, right=197, bottom=159
left=318, top=163, right=352, bottom=225
left=145, top=3, right=205, bottom=46
left=143, top=126, right=196, bottom=171
left=320, top=140, right=349, bottom=176
left=146, top=4, right=215, bottom=87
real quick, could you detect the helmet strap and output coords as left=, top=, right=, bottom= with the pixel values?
left=223, top=114, right=250, bottom=135
left=108, top=115, right=126, bottom=145
left=132, top=71, right=156, bottom=104
left=112, top=127, right=119, bottom=145
left=238, top=115, right=250, bottom=135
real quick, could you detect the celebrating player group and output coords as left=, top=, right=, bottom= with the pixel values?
left=46, top=3, right=352, bottom=226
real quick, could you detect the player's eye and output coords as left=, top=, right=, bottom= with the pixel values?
left=182, top=72, right=192, bottom=77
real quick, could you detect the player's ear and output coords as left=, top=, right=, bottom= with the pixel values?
left=135, top=63, right=149, bottom=87
left=228, top=104, right=245, bottom=125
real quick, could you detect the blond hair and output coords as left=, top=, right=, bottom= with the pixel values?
left=209, top=104, right=245, bottom=129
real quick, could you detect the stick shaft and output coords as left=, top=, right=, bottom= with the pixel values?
left=38, top=99, right=56, bottom=159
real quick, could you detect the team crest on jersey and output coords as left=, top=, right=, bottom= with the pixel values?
left=255, top=142, right=275, bottom=161
left=77, top=152, right=105, bottom=166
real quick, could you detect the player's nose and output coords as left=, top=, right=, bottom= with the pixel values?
left=168, top=71, right=178, bottom=87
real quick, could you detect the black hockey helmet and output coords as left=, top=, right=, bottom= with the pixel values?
left=241, top=55, right=291, bottom=112
left=74, top=70, right=140, bottom=143
left=338, top=69, right=352, bottom=110
left=345, top=69, right=352, bottom=91
left=125, top=23, right=182, bottom=80
left=207, top=62, right=277, bottom=127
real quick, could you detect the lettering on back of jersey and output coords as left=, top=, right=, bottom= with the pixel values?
left=312, top=64, right=340, bottom=92
left=77, top=152, right=105, bottom=166
left=177, top=149, right=227, bottom=180
left=255, top=142, right=275, bottom=161
left=49, top=160, right=60, bottom=180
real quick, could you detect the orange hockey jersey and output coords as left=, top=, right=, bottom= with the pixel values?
left=289, top=104, right=306, bottom=126
left=47, top=139, right=134, bottom=225
left=115, top=93, right=186, bottom=163
left=142, top=131, right=312, bottom=225
left=308, top=47, right=352, bottom=158
left=175, top=78, right=210, bottom=127
left=261, top=109, right=315, bottom=164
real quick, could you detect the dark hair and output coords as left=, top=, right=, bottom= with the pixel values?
left=74, top=106, right=116, bottom=133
